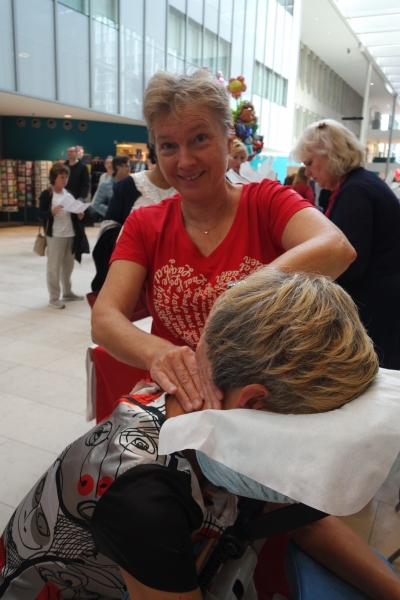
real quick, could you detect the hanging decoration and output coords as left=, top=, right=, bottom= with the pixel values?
left=226, top=76, right=263, bottom=159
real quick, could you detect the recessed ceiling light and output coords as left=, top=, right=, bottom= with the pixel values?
left=64, top=114, right=72, bottom=118
left=327, top=32, right=331, bottom=35
left=315, top=17, right=319, bottom=20
left=18, top=53, right=29, bottom=58
left=370, top=83, right=374, bottom=86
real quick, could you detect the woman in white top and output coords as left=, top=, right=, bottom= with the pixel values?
left=131, top=144, right=175, bottom=209
left=38, top=163, right=86, bottom=309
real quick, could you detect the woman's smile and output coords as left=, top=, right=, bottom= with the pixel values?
left=154, top=106, right=230, bottom=202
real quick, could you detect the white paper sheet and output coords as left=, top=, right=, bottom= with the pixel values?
left=59, top=196, right=91, bottom=214
left=159, top=368, right=400, bottom=516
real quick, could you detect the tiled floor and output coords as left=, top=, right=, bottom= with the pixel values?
left=0, top=225, right=400, bottom=575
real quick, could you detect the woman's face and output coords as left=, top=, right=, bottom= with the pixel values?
left=105, top=158, right=113, bottom=173
left=153, top=105, right=231, bottom=204
left=54, top=173, right=69, bottom=190
left=304, top=154, right=337, bottom=190
left=229, top=150, right=247, bottom=174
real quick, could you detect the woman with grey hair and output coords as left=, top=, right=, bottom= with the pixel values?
left=92, top=70, right=355, bottom=413
left=292, top=119, right=400, bottom=369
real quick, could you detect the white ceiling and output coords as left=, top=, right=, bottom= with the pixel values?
left=301, top=0, right=399, bottom=116
left=0, top=90, right=144, bottom=125
left=1, top=1, right=399, bottom=123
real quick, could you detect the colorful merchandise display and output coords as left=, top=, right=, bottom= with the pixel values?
left=34, top=161, right=53, bottom=205
left=17, top=160, right=34, bottom=207
left=0, top=160, right=18, bottom=212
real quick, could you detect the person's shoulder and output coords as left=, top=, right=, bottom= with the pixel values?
left=344, top=168, right=398, bottom=199
left=114, top=175, right=136, bottom=191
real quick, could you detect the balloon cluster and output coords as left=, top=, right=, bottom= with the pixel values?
left=226, top=76, right=263, bottom=158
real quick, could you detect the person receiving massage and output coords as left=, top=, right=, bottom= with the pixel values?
left=91, top=68, right=356, bottom=415
left=2, top=269, right=400, bottom=600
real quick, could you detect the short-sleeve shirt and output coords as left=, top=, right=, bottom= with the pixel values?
left=0, top=391, right=234, bottom=598
left=111, top=179, right=311, bottom=348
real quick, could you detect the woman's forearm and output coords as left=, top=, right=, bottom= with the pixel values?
left=91, top=306, right=173, bottom=371
left=277, top=208, right=356, bottom=280
left=291, top=516, right=400, bottom=600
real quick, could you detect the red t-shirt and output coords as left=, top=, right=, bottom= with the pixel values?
left=111, top=179, right=311, bottom=349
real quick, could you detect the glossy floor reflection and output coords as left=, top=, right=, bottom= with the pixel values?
left=0, top=225, right=399, bottom=576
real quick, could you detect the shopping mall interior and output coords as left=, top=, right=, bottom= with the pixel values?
left=1, top=1, right=400, bottom=599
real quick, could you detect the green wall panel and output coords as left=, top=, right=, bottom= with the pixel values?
left=0, top=117, right=148, bottom=161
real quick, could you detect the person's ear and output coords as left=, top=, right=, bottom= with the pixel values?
left=234, top=384, right=270, bottom=410
left=227, top=132, right=234, bottom=156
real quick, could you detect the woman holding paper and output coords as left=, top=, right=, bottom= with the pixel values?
left=38, top=163, right=89, bottom=309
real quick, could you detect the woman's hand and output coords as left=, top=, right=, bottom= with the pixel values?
left=196, top=336, right=223, bottom=410
left=150, top=343, right=223, bottom=412
left=51, top=205, right=63, bottom=216
left=77, top=212, right=84, bottom=220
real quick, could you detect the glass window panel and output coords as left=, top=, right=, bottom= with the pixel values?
left=92, top=19, right=118, bottom=113
left=120, top=0, right=143, bottom=119
left=168, top=6, right=185, bottom=61
left=58, top=0, right=89, bottom=15
left=92, top=0, right=118, bottom=28
left=276, top=0, right=294, bottom=16
left=219, top=0, right=233, bottom=42
left=218, top=37, right=231, bottom=78
left=204, top=0, right=218, bottom=35
left=242, top=0, right=257, bottom=96
left=0, top=0, right=15, bottom=91
left=203, top=28, right=217, bottom=73
left=145, top=0, right=166, bottom=84
left=16, top=0, right=55, bottom=100
left=58, top=4, right=89, bottom=107
left=187, top=18, right=202, bottom=66
left=187, top=0, right=203, bottom=23
left=231, top=0, right=245, bottom=79
left=254, top=61, right=263, bottom=96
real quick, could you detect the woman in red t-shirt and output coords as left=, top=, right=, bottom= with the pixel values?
left=292, top=166, right=315, bottom=204
left=92, top=69, right=355, bottom=413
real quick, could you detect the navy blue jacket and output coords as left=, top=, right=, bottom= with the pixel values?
left=330, top=167, right=400, bottom=368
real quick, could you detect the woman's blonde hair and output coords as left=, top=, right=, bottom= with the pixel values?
left=291, top=119, right=365, bottom=178
left=143, top=69, right=233, bottom=144
left=204, top=268, right=378, bottom=414
left=231, top=139, right=248, bottom=158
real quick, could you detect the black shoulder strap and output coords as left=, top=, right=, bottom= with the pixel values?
left=242, top=502, right=328, bottom=540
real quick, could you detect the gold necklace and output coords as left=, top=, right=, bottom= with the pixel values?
left=182, top=200, right=229, bottom=234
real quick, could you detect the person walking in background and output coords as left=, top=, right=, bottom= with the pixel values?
left=38, top=164, right=88, bottom=309
left=92, top=155, right=132, bottom=219
left=292, top=166, right=315, bottom=204
left=64, top=146, right=90, bottom=201
left=99, top=155, right=114, bottom=185
left=292, top=119, right=400, bottom=369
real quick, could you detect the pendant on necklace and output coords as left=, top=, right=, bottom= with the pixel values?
left=204, top=230, right=209, bottom=234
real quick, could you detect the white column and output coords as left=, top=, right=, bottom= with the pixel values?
left=359, top=62, right=372, bottom=147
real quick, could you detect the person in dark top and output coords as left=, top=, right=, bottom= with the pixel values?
left=3, top=269, right=398, bottom=600
left=64, top=146, right=90, bottom=200
left=292, top=119, right=400, bottom=369
left=105, top=175, right=140, bottom=224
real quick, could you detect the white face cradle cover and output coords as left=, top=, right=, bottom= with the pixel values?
left=159, top=368, right=400, bottom=516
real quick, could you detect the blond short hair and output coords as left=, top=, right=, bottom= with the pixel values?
left=231, top=140, right=248, bottom=157
left=291, top=119, right=365, bottom=178
left=204, top=268, right=378, bottom=414
left=143, top=69, right=233, bottom=144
